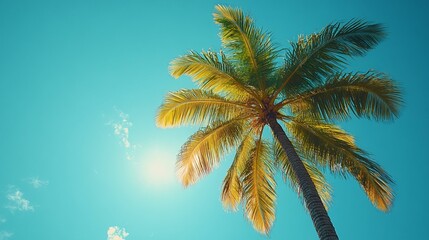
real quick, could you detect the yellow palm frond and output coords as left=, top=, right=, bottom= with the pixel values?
left=242, top=135, right=276, bottom=234
left=348, top=156, right=394, bottom=211
left=286, top=118, right=394, bottom=211
left=156, top=89, right=249, bottom=128
left=214, top=5, right=278, bottom=88
left=273, top=140, right=332, bottom=208
left=170, top=50, right=256, bottom=100
left=177, top=119, right=246, bottom=187
left=221, top=131, right=255, bottom=211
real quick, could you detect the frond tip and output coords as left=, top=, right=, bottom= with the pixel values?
left=221, top=132, right=254, bottom=211
left=156, top=89, right=245, bottom=128
left=348, top=155, right=394, bottom=211
left=214, top=5, right=278, bottom=87
left=169, top=50, right=254, bottom=98
left=286, top=118, right=394, bottom=211
left=242, top=138, right=276, bottom=234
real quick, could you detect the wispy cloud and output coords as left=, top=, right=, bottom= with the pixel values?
left=108, top=108, right=138, bottom=160
left=0, top=231, right=13, bottom=240
left=107, top=226, right=129, bottom=240
left=112, top=110, right=132, bottom=149
left=27, top=177, right=49, bottom=189
left=5, top=189, right=34, bottom=212
left=0, top=217, right=5, bottom=224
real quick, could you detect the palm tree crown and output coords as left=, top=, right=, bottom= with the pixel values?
left=156, top=5, right=402, bottom=238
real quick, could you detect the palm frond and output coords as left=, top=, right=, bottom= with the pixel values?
left=176, top=119, right=246, bottom=187
left=286, top=118, right=394, bottom=211
left=170, top=50, right=256, bottom=100
left=221, top=131, right=255, bottom=211
left=273, top=140, right=332, bottom=208
left=273, top=19, right=386, bottom=99
left=156, top=89, right=249, bottom=127
left=347, top=155, right=394, bottom=211
left=284, top=71, right=402, bottom=121
left=214, top=5, right=278, bottom=89
left=242, top=134, right=276, bottom=234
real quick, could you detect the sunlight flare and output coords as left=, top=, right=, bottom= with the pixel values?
left=141, top=149, right=176, bottom=187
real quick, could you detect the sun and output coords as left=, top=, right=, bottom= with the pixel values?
left=141, top=149, right=176, bottom=187
left=146, top=160, right=174, bottom=184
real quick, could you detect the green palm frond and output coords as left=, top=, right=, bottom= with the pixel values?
left=273, top=140, right=332, bottom=208
left=156, top=89, right=248, bottom=127
left=170, top=50, right=256, bottom=100
left=242, top=134, right=276, bottom=234
left=177, top=118, right=246, bottom=187
left=284, top=71, right=402, bottom=121
left=286, top=118, right=394, bottom=211
left=221, top=131, right=255, bottom=211
left=214, top=5, right=278, bottom=89
left=273, top=19, right=386, bottom=99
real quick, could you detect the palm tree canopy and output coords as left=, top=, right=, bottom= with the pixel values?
left=157, top=5, right=402, bottom=234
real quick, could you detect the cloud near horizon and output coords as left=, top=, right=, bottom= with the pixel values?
left=5, top=189, right=34, bottom=212
left=107, top=226, right=129, bottom=240
left=0, top=231, right=13, bottom=240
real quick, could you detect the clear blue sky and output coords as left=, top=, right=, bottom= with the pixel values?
left=0, top=0, right=428, bottom=239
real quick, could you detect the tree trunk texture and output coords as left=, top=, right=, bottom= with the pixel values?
left=267, top=117, right=339, bottom=240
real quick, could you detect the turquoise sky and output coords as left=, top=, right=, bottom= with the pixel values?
left=1, top=0, right=428, bottom=239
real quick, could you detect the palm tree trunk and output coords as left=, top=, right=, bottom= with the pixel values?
left=267, top=117, right=339, bottom=240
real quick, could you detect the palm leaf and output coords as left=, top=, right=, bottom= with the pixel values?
left=156, top=89, right=248, bottom=127
left=284, top=71, right=402, bottom=121
left=170, top=50, right=256, bottom=100
left=242, top=135, right=276, bottom=234
left=286, top=118, right=394, bottom=211
left=177, top=118, right=246, bottom=187
left=221, top=131, right=255, bottom=211
left=214, top=5, right=278, bottom=89
left=273, top=19, right=386, bottom=99
left=273, top=140, right=332, bottom=208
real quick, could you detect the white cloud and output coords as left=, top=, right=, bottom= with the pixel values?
left=0, top=231, right=13, bottom=240
left=107, top=226, right=129, bottom=240
left=28, top=177, right=49, bottom=189
left=113, top=110, right=132, bottom=149
left=6, top=189, right=34, bottom=212
left=108, top=108, right=138, bottom=160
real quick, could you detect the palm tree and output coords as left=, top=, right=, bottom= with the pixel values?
left=156, top=5, right=401, bottom=240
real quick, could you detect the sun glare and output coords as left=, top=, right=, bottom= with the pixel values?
left=141, top=149, right=176, bottom=187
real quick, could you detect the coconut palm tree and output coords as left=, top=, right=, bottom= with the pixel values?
left=156, top=5, right=401, bottom=240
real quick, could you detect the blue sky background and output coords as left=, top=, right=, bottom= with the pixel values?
left=0, top=0, right=428, bottom=239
